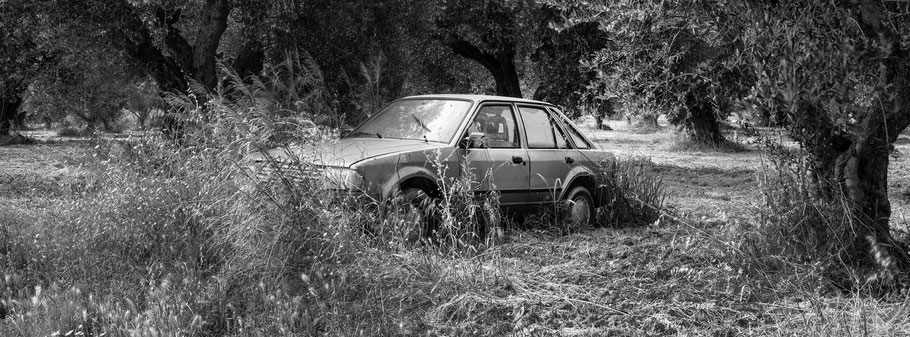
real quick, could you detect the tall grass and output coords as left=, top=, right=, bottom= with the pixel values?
left=0, top=53, right=505, bottom=336
left=595, top=157, right=666, bottom=227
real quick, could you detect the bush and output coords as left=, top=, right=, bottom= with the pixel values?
left=595, top=157, right=666, bottom=227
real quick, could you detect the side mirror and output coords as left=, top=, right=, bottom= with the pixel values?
left=462, top=132, right=486, bottom=149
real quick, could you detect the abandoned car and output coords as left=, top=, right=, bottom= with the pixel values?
left=256, top=94, right=614, bottom=226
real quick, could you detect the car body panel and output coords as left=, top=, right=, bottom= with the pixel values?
left=458, top=147, right=531, bottom=205
left=528, top=149, right=576, bottom=203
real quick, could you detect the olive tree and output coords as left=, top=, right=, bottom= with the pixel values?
left=0, top=0, right=55, bottom=136
left=548, top=0, right=753, bottom=144
left=741, top=0, right=910, bottom=270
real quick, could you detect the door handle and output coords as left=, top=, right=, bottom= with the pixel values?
left=565, top=157, right=575, bottom=164
left=511, top=156, right=524, bottom=164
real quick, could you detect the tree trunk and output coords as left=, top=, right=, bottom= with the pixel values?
left=192, top=0, right=232, bottom=89
left=446, top=37, right=523, bottom=98
left=0, top=96, right=22, bottom=136
left=490, top=54, right=522, bottom=98
left=833, top=137, right=894, bottom=267
left=837, top=0, right=910, bottom=269
left=683, top=91, right=724, bottom=145
left=121, top=1, right=231, bottom=93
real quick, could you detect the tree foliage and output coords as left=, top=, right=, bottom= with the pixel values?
left=0, top=0, right=57, bottom=135
left=549, top=0, right=754, bottom=143
left=532, top=21, right=610, bottom=118
left=27, top=45, right=140, bottom=131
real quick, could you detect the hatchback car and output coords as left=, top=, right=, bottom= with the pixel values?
left=258, top=94, right=614, bottom=226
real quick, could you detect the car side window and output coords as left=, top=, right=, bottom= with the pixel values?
left=469, top=105, right=520, bottom=148
left=566, top=127, right=591, bottom=149
left=520, top=106, right=559, bottom=149
left=549, top=107, right=592, bottom=149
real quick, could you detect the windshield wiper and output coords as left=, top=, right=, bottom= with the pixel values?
left=348, top=131, right=383, bottom=138
left=411, top=114, right=432, bottom=132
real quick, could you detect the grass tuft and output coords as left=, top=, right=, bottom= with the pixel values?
left=595, top=157, right=666, bottom=227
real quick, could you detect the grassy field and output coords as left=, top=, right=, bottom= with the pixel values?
left=1, top=122, right=909, bottom=336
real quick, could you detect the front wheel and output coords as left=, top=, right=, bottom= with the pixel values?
left=389, top=187, right=440, bottom=241
left=560, top=186, right=595, bottom=229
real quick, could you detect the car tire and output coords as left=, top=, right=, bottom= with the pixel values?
left=393, top=187, right=440, bottom=241
left=561, top=186, right=595, bottom=228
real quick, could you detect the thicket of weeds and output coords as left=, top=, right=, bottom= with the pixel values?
left=595, top=157, right=665, bottom=227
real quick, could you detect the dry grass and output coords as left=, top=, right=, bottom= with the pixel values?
left=1, top=125, right=907, bottom=335
left=1, top=88, right=909, bottom=334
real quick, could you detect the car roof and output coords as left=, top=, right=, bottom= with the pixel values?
left=399, top=94, right=555, bottom=106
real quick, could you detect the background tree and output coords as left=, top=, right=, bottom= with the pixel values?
left=434, top=0, right=551, bottom=98
left=741, top=0, right=910, bottom=271
left=532, top=21, right=610, bottom=120
left=52, top=0, right=235, bottom=95
left=0, top=0, right=56, bottom=137
left=125, top=81, right=167, bottom=130
left=549, top=0, right=753, bottom=144
left=27, top=45, right=141, bottom=132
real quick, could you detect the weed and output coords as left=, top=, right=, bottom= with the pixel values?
left=594, top=157, right=666, bottom=227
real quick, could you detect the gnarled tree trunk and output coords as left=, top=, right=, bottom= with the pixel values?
left=446, top=37, right=523, bottom=98
left=682, top=91, right=724, bottom=145
left=798, top=0, right=910, bottom=271
left=192, top=0, right=232, bottom=89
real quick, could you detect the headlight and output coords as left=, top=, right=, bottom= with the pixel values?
left=322, top=167, right=364, bottom=190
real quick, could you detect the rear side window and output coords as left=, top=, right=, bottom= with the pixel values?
left=549, top=107, right=591, bottom=149
left=567, top=126, right=591, bottom=149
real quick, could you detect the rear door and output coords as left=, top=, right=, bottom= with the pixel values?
left=458, top=103, right=530, bottom=206
left=518, top=105, right=576, bottom=204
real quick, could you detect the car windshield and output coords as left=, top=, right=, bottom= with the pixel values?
left=346, top=99, right=473, bottom=143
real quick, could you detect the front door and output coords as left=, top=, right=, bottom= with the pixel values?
left=459, top=103, right=530, bottom=206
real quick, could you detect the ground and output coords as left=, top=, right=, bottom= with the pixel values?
left=1, top=124, right=909, bottom=335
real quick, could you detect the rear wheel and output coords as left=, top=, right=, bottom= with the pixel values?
left=560, top=186, right=595, bottom=228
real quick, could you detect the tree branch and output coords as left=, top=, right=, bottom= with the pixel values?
left=444, top=35, right=501, bottom=72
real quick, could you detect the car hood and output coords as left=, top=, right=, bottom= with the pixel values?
left=254, top=137, right=449, bottom=168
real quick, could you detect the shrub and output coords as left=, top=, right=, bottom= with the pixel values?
left=594, top=157, right=666, bottom=227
